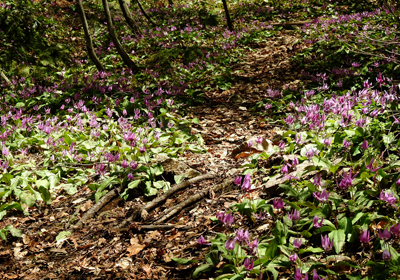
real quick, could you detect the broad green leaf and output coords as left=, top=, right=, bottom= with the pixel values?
left=192, top=264, right=212, bottom=278
left=20, top=192, right=36, bottom=208
left=172, top=258, right=197, bottom=265
left=127, top=180, right=141, bottom=189
left=0, top=210, right=6, bottom=220
left=98, top=176, right=118, bottom=193
left=95, top=190, right=107, bottom=203
left=312, top=156, right=333, bottom=169
left=5, top=225, right=22, bottom=237
left=39, top=186, right=52, bottom=204
left=0, top=229, right=8, bottom=241
left=329, top=229, right=346, bottom=254
left=56, top=231, right=72, bottom=242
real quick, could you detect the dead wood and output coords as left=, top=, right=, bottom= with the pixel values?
left=72, top=186, right=123, bottom=229
left=270, top=21, right=311, bottom=26
left=0, top=69, right=12, bottom=86
left=155, top=177, right=235, bottom=224
left=118, top=224, right=192, bottom=232
left=118, top=172, right=215, bottom=229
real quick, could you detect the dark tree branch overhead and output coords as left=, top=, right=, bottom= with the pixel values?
left=76, top=0, right=105, bottom=71
left=102, top=0, right=140, bottom=72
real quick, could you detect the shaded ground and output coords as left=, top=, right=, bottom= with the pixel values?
left=0, top=28, right=306, bottom=280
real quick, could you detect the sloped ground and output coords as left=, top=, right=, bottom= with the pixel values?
left=0, top=28, right=306, bottom=279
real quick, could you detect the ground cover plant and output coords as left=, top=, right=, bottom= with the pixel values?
left=0, top=0, right=400, bottom=278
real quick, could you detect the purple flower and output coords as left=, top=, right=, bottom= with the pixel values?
left=321, top=235, right=333, bottom=252
left=288, top=209, right=300, bottom=221
left=248, top=141, right=253, bottom=148
left=382, top=249, right=391, bottom=261
left=323, top=138, right=332, bottom=146
left=256, top=137, right=263, bottom=144
left=127, top=173, right=134, bottom=180
left=289, top=253, right=298, bottom=263
left=216, top=212, right=235, bottom=226
left=378, top=229, right=391, bottom=241
left=242, top=173, right=251, bottom=192
left=294, top=268, right=303, bottom=280
left=235, top=229, right=249, bottom=242
left=337, top=169, right=357, bottom=190
left=130, top=161, right=138, bottom=170
left=380, top=190, right=397, bottom=209
left=390, top=223, right=400, bottom=237
left=295, top=134, right=302, bottom=145
left=121, top=160, right=129, bottom=169
left=244, top=258, right=254, bottom=271
left=293, top=238, right=302, bottom=248
left=292, top=156, right=299, bottom=167
left=396, top=177, right=400, bottom=186
left=278, top=141, right=285, bottom=151
left=225, top=239, right=235, bottom=250
left=306, top=147, right=318, bottom=159
left=361, top=140, right=369, bottom=150
left=234, top=176, right=242, bottom=186
left=247, top=239, right=259, bottom=255
left=312, top=269, right=326, bottom=280
left=197, top=235, right=211, bottom=246
left=273, top=198, right=284, bottom=209
left=365, top=158, right=382, bottom=172
left=313, top=189, right=329, bottom=203
left=343, top=138, right=351, bottom=148
left=360, top=229, right=371, bottom=244
left=313, top=215, right=324, bottom=228
left=313, top=173, right=322, bottom=186
left=140, top=146, right=146, bottom=153
left=281, top=164, right=289, bottom=174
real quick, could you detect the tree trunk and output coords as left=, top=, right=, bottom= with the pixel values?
left=133, top=0, right=156, bottom=27
left=118, top=0, right=141, bottom=34
left=221, top=0, right=234, bottom=31
left=102, top=0, right=140, bottom=72
left=76, top=0, right=105, bottom=71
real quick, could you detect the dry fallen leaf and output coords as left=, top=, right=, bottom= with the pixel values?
left=127, top=238, right=146, bottom=256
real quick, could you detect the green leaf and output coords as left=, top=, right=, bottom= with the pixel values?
left=56, top=231, right=72, bottom=242
left=172, top=258, right=197, bottom=264
left=313, top=156, right=333, bottom=169
left=5, top=225, right=22, bottom=237
left=95, top=190, right=107, bottom=203
left=20, top=192, right=36, bottom=208
left=39, top=186, right=52, bottom=204
left=127, top=180, right=141, bottom=189
left=0, top=210, right=6, bottom=221
left=174, top=175, right=185, bottom=184
left=0, top=229, right=8, bottom=241
left=192, top=264, right=213, bottom=278
left=329, top=229, right=346, bottom=254
left=98, top=176, right=118, bottom=193
left=150, top=164, right=164, bottom=176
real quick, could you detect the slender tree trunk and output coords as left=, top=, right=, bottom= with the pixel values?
left=118, top=0, right=141, bottom=34
left=76, top=0, right=105, bottom=71
left=132, top=0, right=156, bottom=27
left=102, top=0, right=140, bottom=72
left=221, top=0, right=234, bottom=31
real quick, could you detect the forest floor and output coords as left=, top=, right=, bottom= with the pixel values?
left=0, top=27, right=304, bottom=279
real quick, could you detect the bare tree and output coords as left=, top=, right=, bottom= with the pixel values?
left=221, top=0, right=234, bottom=31
left=102, top=0, right=140, bottom=72
left=133, top=0, right=156, bottom=27
left=76, top=0, right=105, bottom=71
left=118, top=0, right=141, bottom=34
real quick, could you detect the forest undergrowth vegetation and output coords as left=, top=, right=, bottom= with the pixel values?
left=0, top=0, right=400, bottom=278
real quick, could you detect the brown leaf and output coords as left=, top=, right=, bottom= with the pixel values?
left=127, top=238, right=146, bottom=256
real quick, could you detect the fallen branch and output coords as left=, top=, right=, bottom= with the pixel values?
left=72, top=186, right=123, bottom=229
left=118, top=172, right=215, bottom=229
left=270, top=21, right=311, bottom=26
left=118, top=224, right=192, bottom=232
left=155, top=178, right=235, bottom=224
left=0, top=69, right=12, bottom=87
